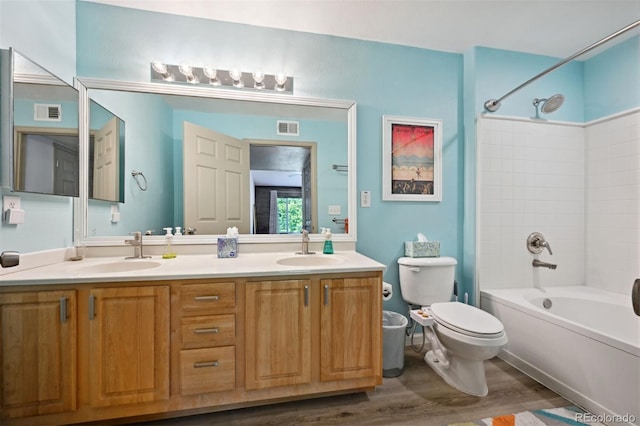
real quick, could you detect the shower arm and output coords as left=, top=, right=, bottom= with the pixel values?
left=484, top=20, right=640, bottom=112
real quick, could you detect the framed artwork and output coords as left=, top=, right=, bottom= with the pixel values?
left=382, top=115, right=442, bottom=202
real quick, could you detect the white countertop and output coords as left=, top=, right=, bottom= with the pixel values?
left=0, top=251, right=385, bottom=286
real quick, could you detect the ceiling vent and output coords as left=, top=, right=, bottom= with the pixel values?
left=34, top=104, right=62, bottom=122
left=277, top=120, right=299, bottom=136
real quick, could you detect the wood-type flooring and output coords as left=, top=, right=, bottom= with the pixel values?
left=123, top=348, right=570, bottom=426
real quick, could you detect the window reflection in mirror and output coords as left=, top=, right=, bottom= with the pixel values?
left=83, top=88, right=349, bottom=238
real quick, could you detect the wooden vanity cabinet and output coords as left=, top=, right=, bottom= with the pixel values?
left=245, top=279, right=312, bottom=390
left=88, top=285, right=170, bottom=407
left=175, top=281, right=237, bottom=396
left=0, top=290, right=77, bottom=419
left=320, top=276, right=381, bottom=382
left=244, top=274, right=382, bottom=391
left=1, top=269, right=381, bottom=425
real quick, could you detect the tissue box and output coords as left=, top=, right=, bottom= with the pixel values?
left=217, top=238, right=238, bottom=258
left=404, top=241, right=440, bottom=257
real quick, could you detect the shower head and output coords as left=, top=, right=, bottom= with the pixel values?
left=533, top=94, right=565, bottom=116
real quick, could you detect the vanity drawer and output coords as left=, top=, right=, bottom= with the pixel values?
left=181, top=314, right=235, bottom=348
left=181, top=282, right=235, bottom=315
left=179, top=347, right=236, bottom=395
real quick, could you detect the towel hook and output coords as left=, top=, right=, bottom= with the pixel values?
left=131, top=170, right=148, bottom=191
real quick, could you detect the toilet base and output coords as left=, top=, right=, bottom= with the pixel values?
left=424, top=350, right=489, bottom=396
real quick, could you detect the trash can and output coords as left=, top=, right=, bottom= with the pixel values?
left=382, top=310, right=408, bottom=378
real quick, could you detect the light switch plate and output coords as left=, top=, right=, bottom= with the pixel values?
left=360, top=191, right=371, bottom=207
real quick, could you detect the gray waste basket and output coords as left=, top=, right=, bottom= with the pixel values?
left=382, top=310, right=408, bottom=377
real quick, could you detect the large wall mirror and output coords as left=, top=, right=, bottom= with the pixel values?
left=77, top=79, right=356, bottom=244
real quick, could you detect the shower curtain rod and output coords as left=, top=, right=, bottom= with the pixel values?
left=484, top=19, right=640, bottom=112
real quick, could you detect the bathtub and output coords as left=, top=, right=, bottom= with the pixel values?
left=480, top=286, right=639, bottom=426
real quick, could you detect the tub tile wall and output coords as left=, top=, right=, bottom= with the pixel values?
left=585, top=110, right=640, bottom=295
left=478, top=117, right=585, bottom=289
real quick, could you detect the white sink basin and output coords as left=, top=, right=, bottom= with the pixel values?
left=75, top=260, right=162, bottom=274
left=276, top=255, right=343, bottom=267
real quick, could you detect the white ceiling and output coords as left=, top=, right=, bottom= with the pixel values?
left=88, top=0, right=639, bottom=58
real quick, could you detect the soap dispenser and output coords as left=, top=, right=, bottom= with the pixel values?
left=322, top=228, right=334, bottom=254
left=162, top=227, right=176, bottom=259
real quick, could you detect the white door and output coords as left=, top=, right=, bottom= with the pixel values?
left=92, top=116, right=119, bottom=201
left=183, top=122, right=250, bottom=234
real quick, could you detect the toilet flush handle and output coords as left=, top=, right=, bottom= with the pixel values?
left=409, top=267, right=421, bottom=272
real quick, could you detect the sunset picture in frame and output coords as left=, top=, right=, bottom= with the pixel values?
left=382, top=115, right=442, bottom=201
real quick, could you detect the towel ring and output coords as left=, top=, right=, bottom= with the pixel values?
left=131, top=170, right=148, bottom=191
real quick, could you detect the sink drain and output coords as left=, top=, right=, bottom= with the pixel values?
left=542, top=298, right=552, bottom=309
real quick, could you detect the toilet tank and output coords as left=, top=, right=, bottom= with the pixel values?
left=397, top=256, right=457, bottom=306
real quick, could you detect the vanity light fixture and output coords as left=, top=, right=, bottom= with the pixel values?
left=149, top=62, right=293, bottom=93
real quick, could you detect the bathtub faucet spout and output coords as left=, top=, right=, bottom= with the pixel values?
left=532, top=259, right=557, bottom=270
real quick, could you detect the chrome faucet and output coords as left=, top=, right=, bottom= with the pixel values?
left=527, top=232, right=553, bottom=255
left=296, top=229, right=315, bottom=255
left=124, top=231, right=151, bottom=259
left=532, top=259, right=557, bottom=270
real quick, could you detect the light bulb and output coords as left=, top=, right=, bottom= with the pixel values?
left=151, top=61, right=174, bottom=81
left=178, top=64, right=199, bottom=84
left=229, top=68, right=243, bottom=88
left=203, top=67, right=221, bottom=86
left=275, top=73, right=287, bottom=91
left=253, top=71, right=265, bottom=89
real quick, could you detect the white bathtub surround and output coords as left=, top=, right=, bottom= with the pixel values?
left=477, top=117, right=586, bottom=290
left=477, top=110, right=640, bottom=296
left=481, top=287, right=639, bottom=426
left=585, top=111, right=640, bottom=295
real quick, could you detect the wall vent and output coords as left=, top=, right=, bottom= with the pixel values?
left=34, top=104, right=62, bottom=122
left=277, top=120, right=299, bottom=136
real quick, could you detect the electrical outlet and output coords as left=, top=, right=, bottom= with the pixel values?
left=328, top=205, right=341, bottom=215
left=3, top=196, right=20, bottom=211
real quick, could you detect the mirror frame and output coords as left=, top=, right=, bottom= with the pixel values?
left=74, top=78, right=357, bottom=246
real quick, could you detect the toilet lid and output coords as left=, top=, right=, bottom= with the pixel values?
left=430, top=302, right=504, bottom=337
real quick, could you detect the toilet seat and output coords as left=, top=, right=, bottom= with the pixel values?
left=430, top=302, right=504, bottom=338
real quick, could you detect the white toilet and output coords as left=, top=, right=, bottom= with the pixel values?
left=397, top=256, right=507, bottom=396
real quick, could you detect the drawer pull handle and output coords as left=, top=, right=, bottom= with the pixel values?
left=194, top=361, right=219, bottom=368
left=194, top=328, right=219, bottom=334
left=194, top=295, right=220, bottom=301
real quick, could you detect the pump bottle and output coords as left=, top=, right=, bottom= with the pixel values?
left=322, top=228, right=334, bottom=254
left=162, top=227, right=176, bottom=259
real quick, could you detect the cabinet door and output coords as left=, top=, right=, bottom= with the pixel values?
left=245, top=280, right=311, bottom=390
left=320, top=277, right=382, bottom=382
left=89, top=286, right=169, bottom=407
left=0, top=290, right=77, bottom=418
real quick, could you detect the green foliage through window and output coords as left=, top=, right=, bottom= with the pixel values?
left=277, top=197, right=303, bottom=234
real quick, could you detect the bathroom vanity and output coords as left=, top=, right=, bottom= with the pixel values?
left=0, top=252, right=384, bottom=425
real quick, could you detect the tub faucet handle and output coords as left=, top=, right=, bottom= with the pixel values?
left=527, top=232, right=552, bottom=255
